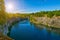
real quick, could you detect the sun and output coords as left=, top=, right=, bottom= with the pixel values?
left=5, top=3, right=14, bottom=12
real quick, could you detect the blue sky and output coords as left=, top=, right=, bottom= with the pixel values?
left=5, top=0, right=60, bottom=13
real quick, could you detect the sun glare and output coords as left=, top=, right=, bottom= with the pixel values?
left=5, top=3, right=14, bottom=12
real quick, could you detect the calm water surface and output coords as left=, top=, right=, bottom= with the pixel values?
left=10, top=20, right=60, bottom=40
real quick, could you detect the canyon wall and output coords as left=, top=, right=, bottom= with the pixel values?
left=30, top=16, right=60, bottom=28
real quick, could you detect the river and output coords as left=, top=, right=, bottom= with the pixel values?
left=9, top=20, right=60, bottom=40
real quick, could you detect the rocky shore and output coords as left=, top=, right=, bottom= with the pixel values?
left=0, top=32, right=13, bottom=40
left=30, top=16, right=60, bottom=28
left=0, top=17, right=28, bottom=40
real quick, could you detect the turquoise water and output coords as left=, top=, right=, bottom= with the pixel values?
left=10, top=20, right=60, bottom=40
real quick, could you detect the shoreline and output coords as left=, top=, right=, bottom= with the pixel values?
left=30, top=16, right=60, bottom=28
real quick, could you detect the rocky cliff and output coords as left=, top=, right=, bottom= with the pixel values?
left=30, top=16, right=60, bottom=28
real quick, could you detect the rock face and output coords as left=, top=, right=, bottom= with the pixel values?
left=0, top=32, right=13, bottom=40
left=49, top=16, right=60, bottom=28
left=30, top=16, right=60, bottom=28
left=0, top=17, right=28, bottom=40
left=3, top=17, right=24, bottom=35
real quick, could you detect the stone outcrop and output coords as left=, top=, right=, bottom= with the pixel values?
left=0, top=32, right=13, bottom=40
left=30, top=16, right=60, bottom=28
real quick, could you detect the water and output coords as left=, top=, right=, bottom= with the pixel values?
left=10, top=20, right=60, bottom=40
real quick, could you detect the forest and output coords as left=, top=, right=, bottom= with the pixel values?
left=30, top=10, right=60, bottom=18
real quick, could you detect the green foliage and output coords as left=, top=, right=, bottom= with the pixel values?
left=30, top=10, right=60, bottom=17
left=0, top=12, right=7, bottom=25
left=0, top=10, right=60, bottom=25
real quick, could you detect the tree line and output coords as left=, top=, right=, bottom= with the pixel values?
left=30, top=10, right=60, bottom=18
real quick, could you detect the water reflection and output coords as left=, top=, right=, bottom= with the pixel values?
left=9, top=20, right=60, bottom=40
left=36, top=24, right=60, bottom=35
